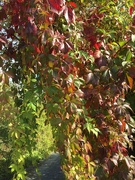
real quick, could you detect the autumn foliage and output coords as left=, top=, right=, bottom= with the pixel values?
left=0, top=0, right=135, bottom=179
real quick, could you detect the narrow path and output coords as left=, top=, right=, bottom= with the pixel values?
left=26, top=153, right=65, bottom=180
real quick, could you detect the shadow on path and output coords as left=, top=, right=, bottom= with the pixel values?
left=26, top=153, right=65, bottom=180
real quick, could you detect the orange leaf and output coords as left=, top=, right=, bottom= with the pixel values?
left=120, top=120, right=126, bottom=132
left=126, top=73, right=133, bottom=89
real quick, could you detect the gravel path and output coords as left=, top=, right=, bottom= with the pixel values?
left=26, top=153, right=65, bottom=180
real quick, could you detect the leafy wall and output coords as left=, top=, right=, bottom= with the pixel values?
left=0, top=0, right=135, bottom=179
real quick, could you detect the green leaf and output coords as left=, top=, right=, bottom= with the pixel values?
left=28, top=102, right=36, bottom=111
left=119, top=41, right=126, bottom=47
left=31, top=79, right=37, bottom=82
left=51, top=118, right=62, bottom=125
left=125, top=50, right=132, bottom=62
left=80, top=51, right=89, bottom=60
left=9, top=164, right=17, bottom=172
left=90, top=128, right=100, bottom=137
left=74, top=78, right=84, bottom=89
left=122, top=61, right=128, bottom=67
left=85, top=124, right=92, bottom=133
left=128, top=117, right=135, bottom=128
left=84, top=122, right=92, bottom=133
left=17, top=173, right=24, bottom=179
left=85, top=116, right=94, bottom=123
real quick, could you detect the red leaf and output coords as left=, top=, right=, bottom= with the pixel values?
left=0, top=8, right=7, bottom=21
left=7, top=28, right=15, bottom=38
left=47, top=0, right=65, bottom=15
left=129, top=6, right=133, bottom=15
left=83, top=25, right=97, bottom=47
left=120, top=146, right=128, bottom=156
left=110, top=154, right=119, bottom=166
left=0, top=36, right=8, bottom=44
left=128, top=66, right=135, bottom=78
left=25, top=21, right=37, bottom=35
left=59, top=41, right=72, bottom=54
left=64, top=7, right=75, bottom=24
left=32, top=44, right=41, bottom=53
left=133, top=15, right=135, bottom=26
left=93, top=50, right=101, bottom=59
left=12, top=15, right=20, bottom=26
left=69, top=2, right=77, bottom=8
left=17, top=0, right=24, bottom=3
left=94, top=42, right=102, bottom=50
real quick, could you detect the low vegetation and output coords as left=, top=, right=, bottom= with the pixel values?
left=0, top=85, right=55, bottom=180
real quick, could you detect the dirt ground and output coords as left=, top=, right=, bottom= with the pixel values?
left=26, top=153, right=65, bottom=180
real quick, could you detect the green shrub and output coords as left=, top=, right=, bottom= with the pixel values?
left=25, top=124, right=55, bottom=168
left=0, top=85, right=55, bottom=179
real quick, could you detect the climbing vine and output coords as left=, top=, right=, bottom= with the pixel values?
left=0, top=0, right=135, bottom=179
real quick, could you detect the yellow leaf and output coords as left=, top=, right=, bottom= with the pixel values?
left=68, top=86, right=73, bottom=93
left=15, top=132, right=19, bottom=139
left=65, top=94, right=70, bottom=100
left=66, top=147, right=71, bottom=160
left=48, top=61, right=54, bottom=68
left=8, top=123, right=13, bottom=127
left=40, top=23, right=49, bottom=30
left=76, top=128, right=82, bottom=135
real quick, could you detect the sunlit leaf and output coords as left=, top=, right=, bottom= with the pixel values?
left=131, top=34, right=135, bottom=42
left=74, top=78, right=84, bottom=89
left=119, top=41, right=126, bottom=47
left=66, top=147, right=71, bottom=160
left=0, top=36, right=8, bottom=44
left=90, top=128, right=100, bottom=137
left=64, top=7, right=75, bottom=24
left=110, top=154, right=119, bottom=166
left=76, top=128, right=82, bottom=135
left=47, top=0, right=65, bottom=15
